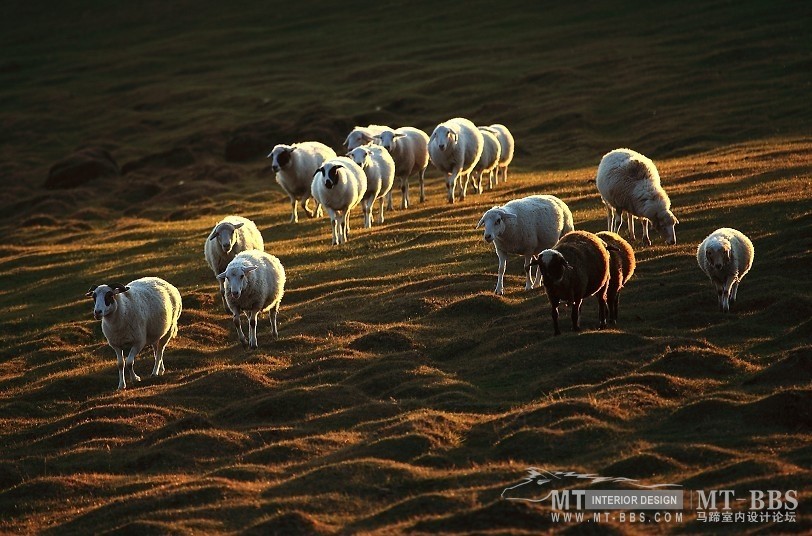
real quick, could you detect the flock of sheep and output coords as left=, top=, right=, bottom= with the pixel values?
left=85, top=118, right=755, bottom=389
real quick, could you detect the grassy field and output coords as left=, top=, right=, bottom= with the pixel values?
left=1, top=0, right=810, bottom=533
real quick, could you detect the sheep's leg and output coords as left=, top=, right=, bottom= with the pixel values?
left=232, top=309, right=248, bottom=348
left=151, top=337, right=168, bottom=376
left=315, top=202, right=323, bottom=218
left=363, top=199, right=373, bottom=229
left=386, top=190, right=393, bottom=211
left=248, top=311, right=259, bottom=349
left=488, top=170, right=495, bottom=190
left=714, top=280, right=725, bottom=311
left=721, top=275, right=736, bottom=313
left=114, top=347, right=126, bottom=390
left=125, top=345, right=142, bottom=385
left=523, top=255, right=535, bottom=290
left=729, top=280, right=740, bottom=308
left=378, top=196, right=386, bottom=225
left=325, top=208, right=338, bottom=245
left=598, top=291, right=608, bottom=329
left=303, top=195, right=317, bottom=218
left=460, top=173, right=470, bottom=200
left=503, top=166, right=509, bottom=183
left=419, top=168, right=426, bottom=203
left=401, top=176, right=410, bottom=209
left=495, top=250, right=508, bottom=296
left=219, top=279, right=230, bottom=314
left=626, top=213, right=637, bottom=242
left=605, top=204, right=613, bottom=232
left=446, top=170, right=459, bottom=204
left=571, top=299, right=583, bottom=331
left=641, top=219, right=652, bottom=246
left=289, top=196, right=299, bottom=224
left=270, top=304, right=279, bottom=340
left=343, top=212, right=350, bottom=242
left=550, top=298, right=561, bottom=336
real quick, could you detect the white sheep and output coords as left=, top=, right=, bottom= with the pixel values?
left=268, top=141, right=336, bottom=223
left=343, top=124, right=390, bottom=150
left=596, top=148, right=679, bottom=245
left=476, top=194, right=574, bottom=295
left=374, top=126, right=430, bottom=209
left=489, top=124, right=515, bottom=183
left=429, top=117, right=484, bottom=203
left=86, top=277, right=182, bottom=390
left=218, top=250, right=285, bottom=349
left=311, top=156, right=368, bottom=245
left=473, top=127, right=502, bottom=192
left=697, top=228, right=754, bottom=312
left=347, top=144, right=395, bottom=228
left=204, top=216, right=264, bottom=313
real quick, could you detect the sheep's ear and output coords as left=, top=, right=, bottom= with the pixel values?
left=85, top=285, right=98, bottom=297
left=502, top=212, right=518, bottom=222
left=475, top=214, right=487, bottom=229
left=208, top=228, right=219, bottom=240
left=315, top=166, right=325, bottom=177
left=342, top=135, right=350, bottom=147
left=111, top=283, right=129, bottom=294
left=233, top=222, right=244, bottom=230
left=266, top=151, right=274, bottom=159
left=288, top=146, right=296, bottom=153
left=242, top=265, right=258, bottom=275
left=393, top=133, right=406, bottom=139
left=216, top=271, right=227, bottom=281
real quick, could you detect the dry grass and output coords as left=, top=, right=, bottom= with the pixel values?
left=0, top=0, right=810, bottom=534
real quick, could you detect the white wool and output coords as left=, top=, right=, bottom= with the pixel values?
left=219, top=250, right=286, bottom=348
left=476, top=194, right=574, bottom=295
left=268, top=141, right=336, bottom=223
left=488, top=124, right=515, bottom=183
left=311, top=156, right=368, bottom=245
left=428, top=117, right=484, bottom=203
left=203, top=215, right=264, bottom=312
left=343, top=124, right=390, bottom=150
left=88, top=277, right=182, bottom=390
left=375, top=126, right=430, bottom=209
left=473, top=127, right=502, bottom=192
left=697, top=227, right=754, bottom=312
left=347, top=144, right=395, bottom=228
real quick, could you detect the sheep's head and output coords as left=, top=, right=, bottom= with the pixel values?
left=268, top=144, right=296, bottom=173
left=209, top=222, right=245, bottom=254
left=316, top=163, right=344, bottom=190
left=475, top=207, right=517, bottom=244
left=344, top=127, right=374, bottom=150
left=375, top=130, right=406, bottom=152
left=431, top=125, right=458, bottom=152
left=217, top=262, right=258, bottom=300
left=651, top=209, right=679, bottom=245
left=347, top=147, right=372, bottom=169
left=534, top=249, right=570, bottom=284
left=86, top=283, right=129, bottom=319
left=705, top=239, right=732, bottom=272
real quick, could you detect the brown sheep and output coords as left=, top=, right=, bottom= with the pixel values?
left=530, top=230, right=611, bottom=335
left=596, top=231, right=636, bottom=324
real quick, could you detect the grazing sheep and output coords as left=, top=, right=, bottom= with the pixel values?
left=596, top=148, right=679, bottom=245
left=347, top=144, right=395, bottom=228
left=476, top=194, right=574, bottom=295
left=530, top=231, right=611, bottom=335
left=218, top=250, right=285, bottom=349
left=86, top=277, right=182, bottom=390
left=473, top=127, right=502, bottom=192
left=596, top=231, right=636, bottom=324
left=697, top=228, right=754, bottom=312
left=311, top=156, right=367, bottom=245
left=429, top=117, right=484, bottom=203
left=489, top=124, right=515, bottom=183
left=204, top=216, right=264, bottom=313
left=343, top=124, right=390, bottom=150
left=268, top=141, right=336, bottom=223
left=375, top=126, right=430, bottom=209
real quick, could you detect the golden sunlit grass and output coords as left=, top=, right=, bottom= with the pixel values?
left=1, top=0, right=811, bottom=534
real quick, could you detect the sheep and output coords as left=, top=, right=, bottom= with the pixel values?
left=217, top=250, right=285, bottom=349
left=488, top=124, right=515, bottom=183
left=476, top=194, right=574, bottom=295
left=347, top=144, right=395, bottom=228
left=697, top=228, right=754, bottom=313
left=530, top=230, right=611, bottom=335
left=343, top=124, right=390, bottom=151
left=268, top=141, right=336, bottom=223
left=473, top=127, right=502, bottom=192
left=374, top=126, right=430, bottom=209
left=86, top=277, right=182, bottom=390
left=596, top=148, right=679, bottom=245
left=596, top=231, right=636, bottom=324
left=311, top=156, right=367, bottom=245
left=204, top=216, right=264, bottom=313
left=428, top=117, right=484, bottom=203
